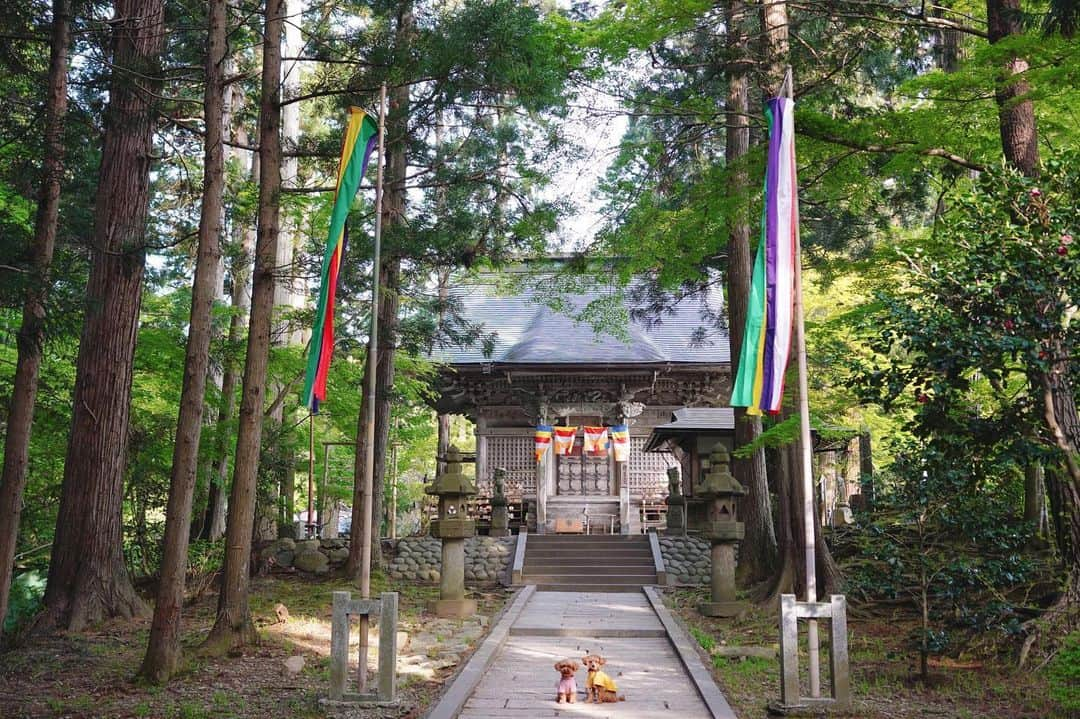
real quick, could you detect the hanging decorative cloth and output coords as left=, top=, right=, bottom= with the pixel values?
left=535, top=424, right=553, bottom=462
left=583, top=426, right=609, bottom=456
left=610, top=424, right=630, bottom=462
left=554, top=426, right=577, bottom=456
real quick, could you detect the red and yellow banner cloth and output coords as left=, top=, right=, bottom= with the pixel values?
left=583, top=426, right=609, bottom=456
left=731, top=97, right=798, bottom=416
left=535, top=425, right=553, bottom=461
left=553, top=426, right=577, bottom=455
left=610, top=424, right=629, bottom=462
left=303, top=107, right=379, bottom=412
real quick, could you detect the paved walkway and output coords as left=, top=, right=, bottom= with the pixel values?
left=429, top=588, right=737, bottom=719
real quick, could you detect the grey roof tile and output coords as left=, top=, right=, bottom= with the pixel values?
left=432, top=271, right=730, bottom=366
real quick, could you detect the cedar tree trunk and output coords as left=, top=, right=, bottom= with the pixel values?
left=37, top=0, right=165, bottom=632
left=986, top=0, right=1040, bottom=177
left=0, top=0, right=71, bottom=637
left=140, top=0, right=227, bottom=681
left=725, top=0, right=776, bottom=586
left=203, top=0, right=283, bottom=652
left=347, top=0, right=411, bottom=578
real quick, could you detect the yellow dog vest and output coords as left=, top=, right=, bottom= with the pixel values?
left=587, top=670, right=618, bottom=692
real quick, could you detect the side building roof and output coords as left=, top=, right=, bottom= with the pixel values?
left=430, top=266, right=730, bottom=367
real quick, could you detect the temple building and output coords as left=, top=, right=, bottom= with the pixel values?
left=430, top=260, right=733, bottom=533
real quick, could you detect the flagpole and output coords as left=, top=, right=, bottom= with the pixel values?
left=358, top=82, right=387, bottom=693
left=786, top=65, right=821, bottom=698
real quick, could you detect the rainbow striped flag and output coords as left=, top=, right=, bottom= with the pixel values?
left=303, top=108, right=379, bottom=412
left=610, top=424, right=629, bottom=462
left=731, top=97, right=798, bottom=416
left=535, top=425, right=553, bottom=461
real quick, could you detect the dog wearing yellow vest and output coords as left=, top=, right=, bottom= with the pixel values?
left=582, top=653, right=624, bottom=703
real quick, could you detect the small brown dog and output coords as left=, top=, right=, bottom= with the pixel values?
left=582, top=653, right=623, bottom=703
left=554, top=659, right=579, bottom=703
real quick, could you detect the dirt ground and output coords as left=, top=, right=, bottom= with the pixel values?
left=663, top=588, right=1065, bottom=719
left=0, top=573, right=509, bottom=719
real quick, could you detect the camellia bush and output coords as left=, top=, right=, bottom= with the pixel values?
left=854, top=152, right=1080, bottom=661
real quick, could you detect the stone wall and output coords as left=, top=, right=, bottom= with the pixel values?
left=259, top=535, right=516, bottom=585
left=659, top=535, right=711, bottom=585
left=260, top=537, right=348, bottom=574
left=387, top=536, right=515, bottom=585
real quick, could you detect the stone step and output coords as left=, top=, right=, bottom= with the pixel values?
left=531, top=582, right=652, bottom=592
left=524, top=546, right=652, bottom=555
left=522, top=574, right=657, bottom=586
left=522, top=565, right=655, bottom=577
left=527, top=537, right=650, bottom=546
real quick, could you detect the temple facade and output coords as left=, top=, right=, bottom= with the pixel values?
left=430, top=261, right=732, bottom=533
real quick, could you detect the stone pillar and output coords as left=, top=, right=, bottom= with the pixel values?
left=425, top=446, right=478, bottom=618
left=439, top=537, right=465, bottom=601
left=698, top=446, right=748, bottom=618
left=711, top=543, right=736, bottom=603
left=490, top=468, right=510, bottom=537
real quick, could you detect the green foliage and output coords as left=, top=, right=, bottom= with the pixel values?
left=846, top=441, right=1034, bottom=670
left=1047, top=630, right=1080, bottom=712
left=853, top=154, right=1080, bottom=473
left=2, top=569, right=45, bottom=635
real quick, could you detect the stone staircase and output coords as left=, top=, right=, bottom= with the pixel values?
left=521, top=534, right=657, bottom=592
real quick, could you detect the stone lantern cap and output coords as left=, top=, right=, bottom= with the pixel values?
left=426, top=445, right=477, bottom=497
left=697, top=445, right=746, bottom=499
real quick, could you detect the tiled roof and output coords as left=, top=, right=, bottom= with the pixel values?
left=643, top=407, right=736, bottom=453
left=658, top=407, right=736, bottom=430
left=431, top=269, right=730, bottom=366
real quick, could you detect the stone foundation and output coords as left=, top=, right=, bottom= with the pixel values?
left=388, top=536, right=515, bottom=585
left=257, top=535, right=515, bottom=585
left=658, top=535, right=711, bottom=586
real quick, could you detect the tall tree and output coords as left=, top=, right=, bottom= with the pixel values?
left=724, top=0, right=776, bottom=586
left=202, top=77, right=257, bottom=542
left=347, top=0, right=413, bottom=578
left=141, top=0, right=228, bottom=681
left=37, top=0, right=165, bottom=631
left=759, top=0, right=842, bottom=601
left=203, top=0, right=283, bottom=652
left=0, top=0, right=72, bottom=638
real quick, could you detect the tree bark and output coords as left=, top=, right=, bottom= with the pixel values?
left=756, top=0, right=843, bottom=601
left=986, top=0, right=1040, bottom=177
left=726, top=0, right=776, bottom=587
left=203, top=0, right=283, bottom=653
left=37, top=0, right=165, bottom=632
left=0, top=0, right=71, bottom=639
left=140, top=0, right=227, bottom=681
left=347, top=0, right=411, bottom=579
left=202, top=110, right=257, bottom=542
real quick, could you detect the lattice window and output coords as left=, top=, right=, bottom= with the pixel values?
left=628, top=437, right=674, bottom=499
left=486, top=434, right=535, bottom=498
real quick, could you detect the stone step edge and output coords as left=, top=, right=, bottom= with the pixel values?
left=507, top=627, right=668, bottom=638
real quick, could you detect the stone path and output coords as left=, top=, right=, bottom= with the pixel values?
left=428, top=588, right=737, bottom=719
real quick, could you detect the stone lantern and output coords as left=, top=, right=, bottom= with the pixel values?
left=489, top=467, right=510, bottom=537
left=426, top=445, right=477, bottom=617
left=697, top=445, right=747, bottom=617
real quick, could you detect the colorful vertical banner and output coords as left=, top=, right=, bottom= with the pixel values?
left=583, top=426, right=609, bottom=456
left=303, top=107, right=380, bottom=413
left=731, top=96, right=798, bottom=415
left=610, top=424, right=630, bottom=462
left=535, top=424, right=553, bottom=462
left=553, top=426, right=577, bottom=456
